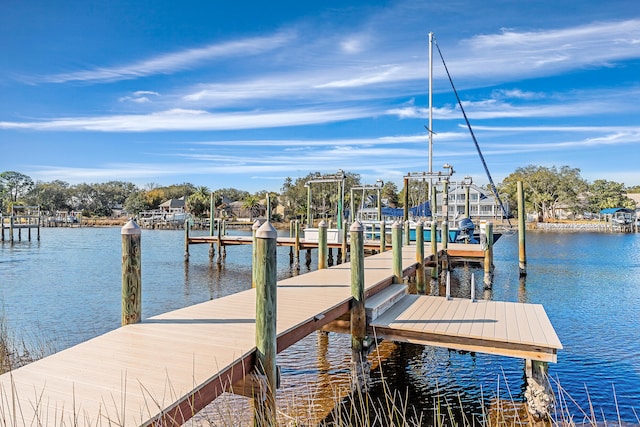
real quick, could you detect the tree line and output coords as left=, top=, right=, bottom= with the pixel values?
left=0, top=167, right=638, bottom=221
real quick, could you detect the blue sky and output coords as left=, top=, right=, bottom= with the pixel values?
left=2, top=0, right=640, bottom=192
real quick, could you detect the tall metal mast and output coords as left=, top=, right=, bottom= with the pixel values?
left=428, top=32, right=433, bottom=174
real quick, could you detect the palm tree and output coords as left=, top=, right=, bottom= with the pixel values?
left=242, top=195, right=262, bottom=220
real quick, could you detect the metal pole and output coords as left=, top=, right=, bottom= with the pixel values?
left=428, top=32, right=433, bottom=175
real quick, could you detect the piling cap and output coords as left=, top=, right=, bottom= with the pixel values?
left=414, top=220, right=423, bottom=227
left=391, top=220, right=403, bottom=229
left=350, top=220, right=363, bottom=232
left=318, top=220, right=328, bottom=228
left=121, top=219, right=141, bottom=235
left=256, top=221, right=277, bottom=239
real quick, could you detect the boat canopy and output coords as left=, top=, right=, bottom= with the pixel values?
left=599, top=208, right=634, bottom=215
left=381, top=201, right=432, bottom=219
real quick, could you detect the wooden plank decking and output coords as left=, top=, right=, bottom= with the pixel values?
left=188, top=234, right=486, bottom=257
left=0, top=243, right=560, bottom=426
left=370, top=294, right=562, bottom=363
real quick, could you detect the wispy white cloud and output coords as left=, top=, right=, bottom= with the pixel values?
left=37, top=31, right=295, bottom=84
left=119, top=91, right=161, bottom=104
left=0, top=106, right=374, bottom=132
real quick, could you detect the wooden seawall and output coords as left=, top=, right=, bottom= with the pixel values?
left=0, top=238, right=560, bottom=426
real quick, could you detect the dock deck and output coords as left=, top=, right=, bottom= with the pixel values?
left=0, top=244, right=560, bottom=426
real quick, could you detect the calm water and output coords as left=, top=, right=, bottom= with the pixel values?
left=1, top=227, right=639, bottom=424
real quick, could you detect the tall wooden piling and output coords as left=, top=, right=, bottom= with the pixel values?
left=184, top=218, right=190, bottom=262
left=252, top=220, right=261, bottom=288
left=318, top=220, right=328, bottom=269
left=121, top=219, right=142, bottom=326
left=465, top=185, right=470, bottom=218
left=483, top=222, right=494, bottom=288
left=430, top=220, right=438, bottom=286
left=341, top=221, right=348, bottom=264
left=525, top=359, right=552, bottom=420
left=379, top=220, right=386, bottom=252
left=415, top=221, right=426, bottom=293
left=441, top=219, right=449, bottom=273
left=404, top=220, right=410, bottom=247
left=209, top=193, right=216, bottom=260
left=403, top=177, right=409, bottom=223
left=294, top=219, right=300, bottom=269
left=350, top=220, right=367, bottom=388
left=392, top=220, right=403, bottom=284
left=254, top=221, right=278, bottom=425
left=517, top=181, right=527, bottom=276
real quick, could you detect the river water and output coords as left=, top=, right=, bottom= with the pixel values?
left=1, top=226, right=638, bottom=425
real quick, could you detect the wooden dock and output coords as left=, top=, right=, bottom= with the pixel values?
left=188, top=234, right=486, bottom=258
left=0, top=242, right=560, bottom=426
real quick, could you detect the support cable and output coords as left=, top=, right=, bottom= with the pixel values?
left=434, top=38, right=511, bottom=225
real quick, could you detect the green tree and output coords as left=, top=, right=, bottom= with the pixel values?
left=25, top=180, right=71, bottom=213
left=587, top=180, right=636, bottom=212
left=0, top=171, right=34, bottom=210
left=124, top=191, right=152, bottom=216
left=186, top=186, right=211, bottom=217
left=162, top=183, right=196, bottom=200
left=242, top=195, right=262, bottom=219
left=381, top=181, right=400, bottom=208
left=280, top=171, right=361, bottom=223
left=216, top=187, right=250, bottom=202
left=499, top=165, right=587, bottom=220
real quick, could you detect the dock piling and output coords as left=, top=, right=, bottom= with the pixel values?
left=525, top=359, right=553, bottom=421
left=482, top=222, right=494, bottom=288
left=121, top=219, right=142, bottom=325
left=318, top=220, right=328, bottom=269
left=318, top=220, right=329, bottom=270
left=441, top=219, right=449, bottom=274
left=392, top=221, right=403, bottom=283
left=349, top=221, right=368, bottom=388
left=517, top=181, right=527, bottom=276
left=294, top=219, right=300, bottom=270
left=430, top=220, right=439, bottom=290
left=252, top=220, right=261, bottom=288
left=415, top=221, right=426, bottom=294
left=254, top=221, right=278, bottom=425
left=184, top=218, right=190, bottom=262
left=379, top=220, right=386, bottom=252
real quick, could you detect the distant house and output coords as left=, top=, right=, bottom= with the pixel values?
left=444, top=184, right=510, bottom=221
left=227, top=200, right=266, bottom=221
left=354, top=183, right=509, bottom=222
left=158, top=197, right=186, bottom=214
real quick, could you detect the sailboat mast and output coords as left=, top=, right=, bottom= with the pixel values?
left=428, top=32, right=433, bottom=174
